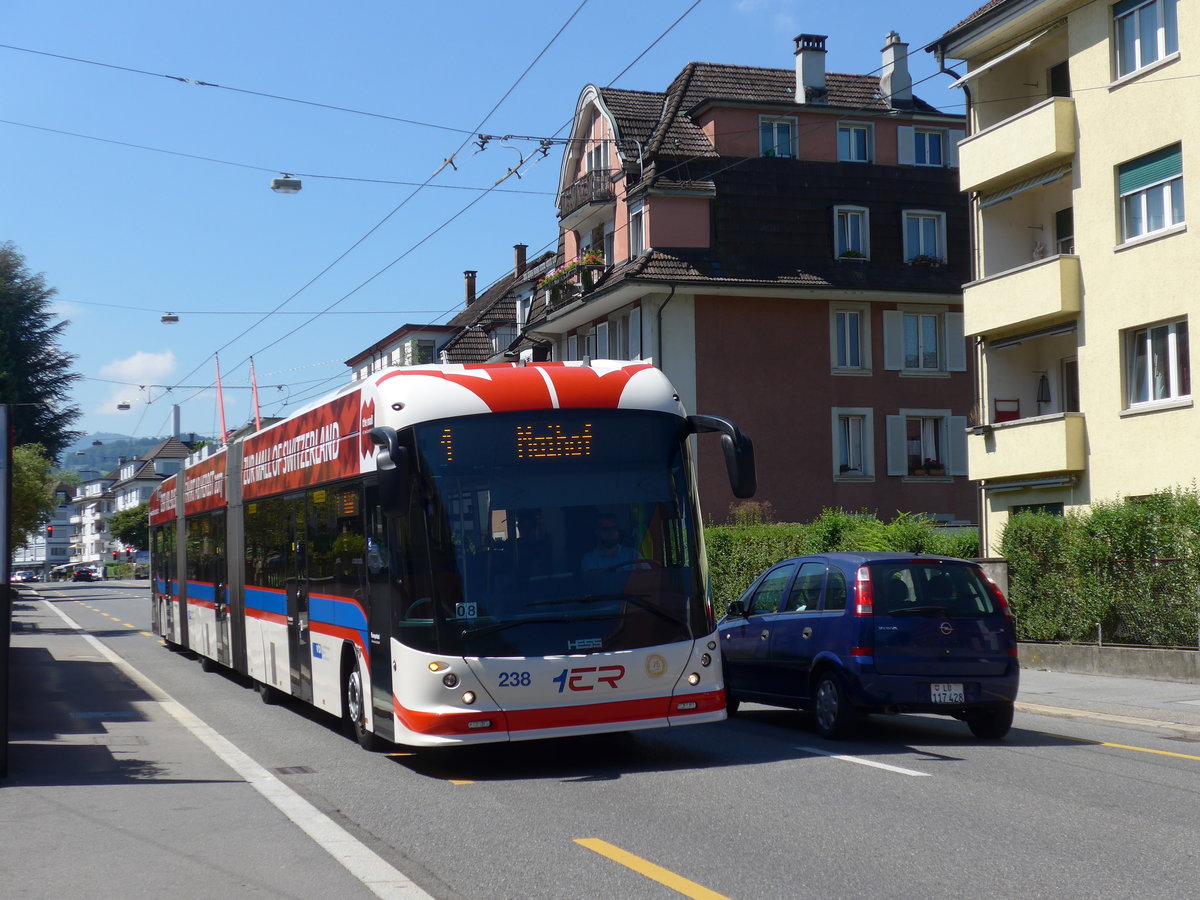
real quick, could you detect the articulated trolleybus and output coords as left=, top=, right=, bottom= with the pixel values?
left=149, top=360, right=755, bottom=748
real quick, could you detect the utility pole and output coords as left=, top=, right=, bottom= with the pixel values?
left=1, top=404, right=13, bottom=776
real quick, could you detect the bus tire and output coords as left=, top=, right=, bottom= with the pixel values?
left=344, top=655, right=386, bottom=752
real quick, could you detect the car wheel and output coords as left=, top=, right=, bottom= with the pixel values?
left=967, top=704, right=1014, bottom=740
left=344, top=659, right=387, bottom=751
left=813, top=671, right=859, bottom=740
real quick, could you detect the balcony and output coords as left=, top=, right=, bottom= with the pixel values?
left=968, top=412, right=1085, bottom=482
left=558, top=169, right=615, bottom=229
left=959, top=97, right=1075, bottom=194
left=964, top=254, right=1080, bottom=337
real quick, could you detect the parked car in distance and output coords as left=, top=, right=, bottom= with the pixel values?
left=72, top=566, right=100, bottom=582
left=719, top=552, right=1018, bottom=740
left=10, top=570, right=39, bottom=583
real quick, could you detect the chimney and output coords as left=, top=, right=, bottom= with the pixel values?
left=794, top=34, right=827, bottom=104
left=880, top=31, right=912, bottom=108
left=464, top=270, right=477, bottom=306
left=514, top=244, right=528, bottom=278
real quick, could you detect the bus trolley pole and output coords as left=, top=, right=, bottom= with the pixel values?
left=1, top=404, right=13, bottom=777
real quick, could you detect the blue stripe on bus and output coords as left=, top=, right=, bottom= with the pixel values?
left=245, top=586, right=288, bottom=616
left=187, top=581, right=216, bottom=603
left=310, top=594, right=368, bottom=631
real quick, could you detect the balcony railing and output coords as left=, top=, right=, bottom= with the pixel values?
left=558, top=169, right=615, bottom=219
left=959, top=97, right=1075, bottom=194
left=968, top=412, right=1085, bottom=482
left=964, top=254, right=1081, bottom=337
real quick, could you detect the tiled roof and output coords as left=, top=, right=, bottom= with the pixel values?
left=931, top=0, right=1016, bottom=48
left=598, top=88, right=665, bottom=154
left=441, top=251, right=556, bottom=362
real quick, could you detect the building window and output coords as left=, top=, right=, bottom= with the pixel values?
left=1055, top=207, right=1075, bottom=254
left=831, top=408, right=874, bottom=478
left=628, top=202, right=645, bottom=258
left=885, top=410, right=967, bottom=477
left=1012, top=502, right=1065, bottom=516
left=1126, top=318, right=1190, bottom=406
left=914, top=130, right=944, bottom=167
left=830, top=305, right=869, bottom=371
left=1119, top=144, right=1183, bottom=242
left=1115, top=0, right=1178, bottom=78
left=834, top=206, right=869, bottom=258
left=903, top=210, right=947, bottom=263
left=882, top=309, right=967, bottom=373
left=760, top=117, right=796, bottom=158
left=838, top=124, right=871, bottom=162
left=586, top=141, right=606, bottom=172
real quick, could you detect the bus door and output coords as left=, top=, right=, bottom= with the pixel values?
left=212, top=509, right=231, bottom=667
left=364, top=485, right=394, bottom=742
left=284, top=493, right=313, bottom=703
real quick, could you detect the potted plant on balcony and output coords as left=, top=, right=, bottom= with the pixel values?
left=838, top=249, right=866, bottom=261
left=923, top=458, right=946, bottom=476
left=579, top=249, right=605, bottom=290
left=909, top=254, right=944, bottom=268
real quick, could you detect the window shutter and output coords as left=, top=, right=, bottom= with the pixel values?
left=897, top=126, right=915, bottom=165
left=567, top=335, right=578, bottom=361
left=596, top=321, right=610, bottom=358
left=886, top=415, right=907, bottom=475
left=945, top=313, right=967, bottom=371
left=883, top=310, right=904, bottom=370
left=1118, top=144, right=1182, bottom=195
left=948, top=416, right=969, bottom=476
left=947, top=130, right=965, bottom=168
left=628, top=306, right=642, bottom=359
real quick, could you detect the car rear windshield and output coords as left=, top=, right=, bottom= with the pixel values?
left=870, top=562, right=999, bottom=617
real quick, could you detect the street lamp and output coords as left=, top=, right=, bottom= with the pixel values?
left=271, top=175, right=302, bottom=194
left=161, top=312, right=179, bottom=324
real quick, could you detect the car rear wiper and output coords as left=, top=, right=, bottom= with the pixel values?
left=887, top=605, right=948, bottom=616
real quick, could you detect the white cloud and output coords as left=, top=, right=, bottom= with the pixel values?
left=96, top=350, right=177, bottom=416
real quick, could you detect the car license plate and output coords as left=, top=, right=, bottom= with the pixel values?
left=931, top=683, right=964, bottom=704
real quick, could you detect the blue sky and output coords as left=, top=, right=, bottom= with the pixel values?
left=1, top=0, right=975, bottom=442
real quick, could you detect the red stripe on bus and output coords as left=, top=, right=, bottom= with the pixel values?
left=245, top=607, right=287, bottom=626
left=310, top=622, right=370, bottom=668
left=393, top=690, right=723, bottom=737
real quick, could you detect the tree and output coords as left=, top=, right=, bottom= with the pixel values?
left=0, top=242, right=82, bottom=462
left=10, top=443, right=57, bottom=550
left=108, top=502, right=149, bottom=551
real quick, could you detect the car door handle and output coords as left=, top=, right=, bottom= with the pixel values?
left=760, top=629, right=770, bottom=641
left=802, top=627, right=813, bottom=639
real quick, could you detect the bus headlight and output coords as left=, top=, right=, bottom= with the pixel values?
left=700, top=653, right=712, bottom=667
left=461, top=691, right=476, bottom=705
left=687, top=672, right=701, bottom=686
left=442, top=673, right=459, bottom=688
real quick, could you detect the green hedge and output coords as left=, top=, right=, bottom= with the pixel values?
left=705, top=508, right=978, bottom=615
left=1000, top=488, right=1200, bottom=647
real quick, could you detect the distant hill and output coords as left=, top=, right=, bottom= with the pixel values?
left=62, top=433, right=213, bottom=476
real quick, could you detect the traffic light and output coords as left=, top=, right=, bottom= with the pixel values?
left=46, top=524, right=53, bottom=537
left=125, top=549, right=133, bottom=562
left=112, top=550, right=119, bottom=561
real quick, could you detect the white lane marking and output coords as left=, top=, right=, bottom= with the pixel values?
left=43, top=601, right=432, bottom=900
left=797, top=745, right=931, bottom=776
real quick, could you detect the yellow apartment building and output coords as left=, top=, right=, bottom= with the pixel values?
left=929, top=0, right=1193, bottom=553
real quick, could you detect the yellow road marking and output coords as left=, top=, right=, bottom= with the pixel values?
left=1100, top=741, right=1200, bottom=762
left=575, top=838, right=730, bottom=900
left=448, top=779, right=474, bottom=785
left=124, top=623, right=138, bottom=629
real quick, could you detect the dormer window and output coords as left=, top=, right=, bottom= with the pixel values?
left=760, top=117, right=796, bottom=158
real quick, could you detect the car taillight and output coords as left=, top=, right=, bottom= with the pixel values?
left=985, top=575, right=1014, bottom=619
left=853, top=566, right=873, bottom=616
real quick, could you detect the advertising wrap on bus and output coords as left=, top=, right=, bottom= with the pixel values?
left=147, top=361, right=755, bottom=749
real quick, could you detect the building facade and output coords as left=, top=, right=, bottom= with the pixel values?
left=529, top=33, right=976, bottom=523
left=930, top=0, right=1193, bottom=553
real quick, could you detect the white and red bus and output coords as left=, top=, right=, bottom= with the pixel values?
left=149, top=360, right=754, bottom=748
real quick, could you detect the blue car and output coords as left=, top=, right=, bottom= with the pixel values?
left=719, top=552, right=1018, bottom=740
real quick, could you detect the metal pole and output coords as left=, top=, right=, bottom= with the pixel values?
left=1, top=404, right=13, bottom=776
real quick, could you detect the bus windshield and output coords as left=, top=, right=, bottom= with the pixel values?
left=393, top=409, right=709, bottom=657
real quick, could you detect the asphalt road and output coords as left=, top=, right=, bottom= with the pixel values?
left=28, top=581, right=1200, bottom=899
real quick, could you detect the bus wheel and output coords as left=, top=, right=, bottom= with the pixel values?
left=344, top=659, right=386, bottom=752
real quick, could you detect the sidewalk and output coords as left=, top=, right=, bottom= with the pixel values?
left=2, top=588, right=413, bottom=899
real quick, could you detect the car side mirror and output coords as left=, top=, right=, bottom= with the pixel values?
left=724, top=600, right=747, bottom=619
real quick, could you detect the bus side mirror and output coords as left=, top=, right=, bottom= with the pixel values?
left=687, top=415, right=757, bottom=499
left=369, top=426, right=411, bottom=516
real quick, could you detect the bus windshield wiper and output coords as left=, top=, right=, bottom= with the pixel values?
left=460, top=613, right=614, bottom=641
left=530, top=593, right=684, bottom=625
